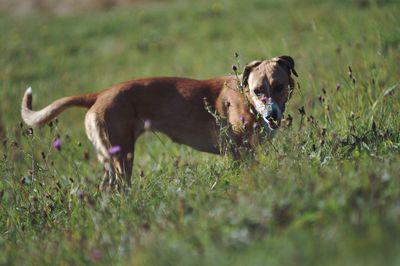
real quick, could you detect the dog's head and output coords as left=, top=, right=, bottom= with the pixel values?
left=242, top=55, right=297, bottom=133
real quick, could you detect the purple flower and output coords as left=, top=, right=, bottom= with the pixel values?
left=240, top=115, right=245, bottom=123
left=336, top=83, right=341, bottom=91
left=52, top=138, right=61, bottom=151
left=108, top=145, right=121, bottom=155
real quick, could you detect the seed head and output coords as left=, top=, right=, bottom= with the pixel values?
left=286, top=114, right=293, bottom=127
left=298, top=106, right=306, bottom=116
left=348, top=66, right=353, bottom=79
left=320, top=128, right=327, bottom=137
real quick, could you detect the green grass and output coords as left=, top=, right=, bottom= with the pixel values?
left=1, top=0, right=400, bottom=265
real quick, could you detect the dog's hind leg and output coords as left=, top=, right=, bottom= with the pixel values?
left=85, top=111, right=134, bottom=190
left=109, top=145, right=134, bottom=188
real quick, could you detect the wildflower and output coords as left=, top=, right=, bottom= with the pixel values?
left=52, top=138, right=61, bottom=151
left=336, top=83, right=341, bottom=91
left=108, top=145, right=121, bottom=155
left=232, top=65, right=238, bottom=72
left=239, top=115, right=245, bottom=123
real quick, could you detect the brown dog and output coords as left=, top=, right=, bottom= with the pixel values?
left=21, top=55, right=297, bottom=188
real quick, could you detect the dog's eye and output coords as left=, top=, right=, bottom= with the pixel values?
left=253, top=87, right=263, bottom=96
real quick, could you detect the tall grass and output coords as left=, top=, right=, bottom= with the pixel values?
left=0, top=0, right=399, bottom=265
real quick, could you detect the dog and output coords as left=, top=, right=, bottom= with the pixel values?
left=21, top=55, right=297, bottom=189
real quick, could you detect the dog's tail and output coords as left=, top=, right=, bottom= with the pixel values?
left=21, top=87, right=98, bottom=127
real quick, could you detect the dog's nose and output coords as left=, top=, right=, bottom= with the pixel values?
left=265, top=104, right=280, bottom=122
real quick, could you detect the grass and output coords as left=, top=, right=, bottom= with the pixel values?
left=0, top=0, right=400, bottom=265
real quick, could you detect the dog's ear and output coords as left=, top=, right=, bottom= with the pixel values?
left=242, top=60, right=262, bottom=87
left=276, top=55, right=298, bottom=77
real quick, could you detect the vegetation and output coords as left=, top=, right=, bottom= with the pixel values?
left=0, top=0, right=399, bottom=265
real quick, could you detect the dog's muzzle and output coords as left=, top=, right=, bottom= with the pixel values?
left=264, top=102, right=281, bottom=129
left=252, top=99, right=282, bottom=134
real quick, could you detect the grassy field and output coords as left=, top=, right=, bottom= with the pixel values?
left=1, top=0, right=400, bottom=265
